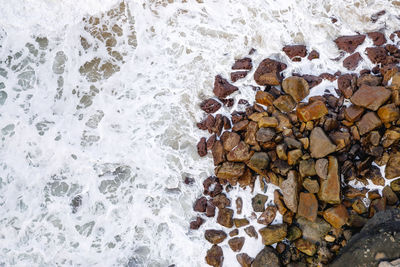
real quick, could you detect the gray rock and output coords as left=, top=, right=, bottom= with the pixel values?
left=252, top=246, right=282, bottom=267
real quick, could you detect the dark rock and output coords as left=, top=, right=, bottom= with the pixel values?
left=213, top=75, right=238, bottom=98
left=236, top=253, right=253, bottom=267
left=259, top=224, right=287, bottom=245
left=232, top=58, right=252, bottom=70
left=205, top=245, right=223, bottom=267
left=310, top=127, right=336, bottom=158
left=338, top=74, right=357, bottom=99
left=350, top=85, right=391, bottom=111
left=282, top=76, right=310, bottom=102
left=385, top=151, right=400, bottom=179
left=204, top=229, right=227, bottom=244
left=371, top=10, right=386, bottom=23
left=247, top=152, right=269, bottom=176
left=367, top=31, right=386, bottom=45
left=318, top=156, right=341, bottom=204
left=200, top=98, right=221, bottom=113
left=197, top=137, right=207, bottom=157
left=308, top=50, right=320, bottom=60
left=382, top=186, right=398, bottom=205
left=228, top=237, right=245, bottom=252
left=206, top=201, right=216, bottom=217
left=184, top=177, right=195, bottom=185
left=281, top=170, right=300, bottom=213
left=211, top=141, right=225, bottom=165
left=283, top=45, right=307, bottom=61
left=256, top=127, right=276, bottom=142
left=189, top=216, right=204, bottom=230
left=217, top=208, right=234, bottom=228
left=297, top=192, right=318, bottom=222
left=301, top=74, right=323, bottom=88
left=231, top=71, right=248, bottom=82
left=212, top=193, right=231, bottom=209
left=320, top=72, right=337, bottom=81
left=252, top=246, right=281, bottom=267
left=220, top=99, right=234, bottom=108
left=254, top=58, right=287, bottom=86
left=356, top=112, right=382, bottom=135
left=258, top=205, right=277, bottom=225
left=244, top=226, right=258, bottom=239
left=252, top=194, right=268, bottom=212
left=197, top=114, right=215, bottom=131
left=71, top=195, right=82, bottom=214
left=343, top=52, right=362, bottom=70
left=366, top=46, right=388, bottom=64
left=206, top=134, right=216, bottom=151
left=334, top=35, right=366, bottom=53
left=194, top=196, right=207, bottom=212
left=271, top=159, right=291, bottom=176
left=203, top=176, right=222, bottom=197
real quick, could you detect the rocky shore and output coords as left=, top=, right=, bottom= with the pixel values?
left=193, top=28, right=400, bottom=266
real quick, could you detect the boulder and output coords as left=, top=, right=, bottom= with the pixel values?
left=204, top=230, right=227, bottom=244
left=217, top=208, right=234, bottom=228
left=228, top=237, right=245, bottom=252
left=350, top=85, right=391, bottom=111
left=254, top=58, right=287, bottom=86
left=252, top=246, right=281, bottom=267
left=318, top=156, right=341, bottom=204
left=281, top=170, right=300, bottom=213
left=377, top=103, right=400, bottom=123
left=366, top=46, right=388, bottom=64
left=259, top=224, right=287, bottom=245
left=273, top=95, right=296, bottom=113
left=297, top=192, right=318, bottom=222
left=310, top=127, right=336, bottom=158
left=255, top=91, right=275, bottom=106
left=334, top=35, right=366, bottom=53
left=205, top=245, right=223, bottom=267
left=232, top=57, right=252, bottom=70
left=356, top=112, right=382, bottom=135
left=282, top=76, right=310, bottom=102
left=385, top=151, right=400, bottom=179
left=296, top=100, right=328, bottom=122
left=343, top=52, right=362, bottom=70
left=213, top=75, right=238, bottom=98
left=252, top=194, right=268, bottom=212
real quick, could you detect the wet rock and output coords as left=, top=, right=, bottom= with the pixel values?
left=254, top=58, right=287, bottom=86
left=206, top=134, right=216, bottom=151
left=318, top=156, right=341, bottom=204
left=252, top=246, right=281, bottom=267
left=303, top=178, right=319, bottom=194
left=310, top=127, right=336, bottom=158
left=236, top=197, right=243, bottom=214
left=344, top=105, right=365, bottom=122
left=367, top=32, right=387, bottom=46
left=284, top=137, right=302, bottom=149
left=234, top=218, right=249, bottom=228
left=252, top=194, right=268, bottom=212
left=356, top=112, right=382, bottom=135
left=287, top=225, right=302, bottom=241
left=338, top=74, right=357, bottom=98
left=283, top=45, right=307, bottom=61
left=298, top=216, right=331, bottom=244
left=297, top=192, right=318, bottom=222
left=236, top=253, right=253, bottom=267
left=227, top=141, right=252, bottom=162
left=385, top=152, right=400, bottom=179
left=256, top=127, right=276, bottom=142
left=213, top=75, right=238, bottom=98
left=330, top=131, right=351, bottom=150
left=194, top=196, right=207, bottom=212
left=205, top=230, right=227, bottom=244
left=244, top=226, right=258, bottom=239
left=350, top=85, right=391, bottom=111
left=258, top=116, right=278, bottom=128
left=343, top=52, right=362, bottom=70
left=232, top=119, right=249, bottom=131
left=247, top=152, right=269, bottom=176
left=366, top=47, right=388, bottom=64
left=271, top=159, right=291, bottom=176
left=200, top=98, right=221, bottom=113
left=281, top=170, right=300, bottom=213
left=377, top=103, right=400, bottom=123
left=352, top=199, right=368, bottom=214
left=220, top=132, right=240, bottom=152
left=229, top=229, right=239, bottom=237
left=231, top=71, right=248, bottom=82
left=212, top=193, right=231, bottom=209
left=232, top=57, right=252, bottom=70
left=190, top=216, right=204, bottom=230
left=203, top=177, right=222, bottom=197
left=308, top=50, right=320, bottom=60
left=276, top=144, right=288, bottom=160
left=206, top=201, right=216, bottom=217
left=287, top=149, right=302, bottom=166
left=215, top=162, right=245, bottom=182
left=282, top=76, right=310, bottom=102
left=238, top=168, right=253, bottom=188
left=255, top=91, right=275, bottom=106
left=217, top=208, right=234, bottom=228
left=382, top=186, right=398, bottom=205
left=273, top=94, right=297, bottom=113
left=197, top=137, right=207, bottom=157
left=71, top=195, right=82, bottom=214
left=357, top=74, right=383, bottom=87
left=197, top=114, right=215, bottom=132
left=228, top=237, right=245, bottom=252
left=334, top=35, right=366, bottom=53
left=244, top=121, right=258, bottom=146
left=259, top=224, right=288, bottom=245
left=302, top=74, right=323, bottom=88
left=258, top=205, right=277, bottom=225
left=205, top=245, right=223, bottom=267
left=212, top=141, right=225, bottom=166
left=296, top=100, right=328, bottom=122
left=295, top=238, right=317, bottom=256
left=391, top=178, right=400, bottom=192
left=323, top=204, right=349, bottom=228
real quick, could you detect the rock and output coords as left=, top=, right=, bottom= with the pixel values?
left=215, top=162, right=245, bottom=182
left=274, top=190, right=287, bottom=215
left=212, top=193, right=231, bottom=209
left=232, top=58, right=252, bottom=70
left=194, top=196, right=207, bottom=212
left=308, top=50, right=320, bottom=60
left=255, top=91, right=275, bottom=106
left=207, top=134, right=216, bottom=150
left=228, top=237, right=245, bottom=252
left=315, top=158, right=328, bottom=179
left=254, top=58, right=287, bottom=86
left=258, top=116, right=278, bottom=128
left=273, top=95, right=297, bottom=113
left=197, top=137, right=207, bottom=157
left=297, top=100, right=328, bottom=122
left=356, top=112, right=382, bottom=135
left=343, top=52, right=362, bottom=70
left=297, top=217, right=331, bottom=243
left=204, top=230, right=227, bottom=244
left=217, top=208, right=234, bottom=228
left=352, top=199, right=368, bottom=214
left=377, top=103, right=400, bottom=123
left=357, top=74, right=382, bottom=87
left=302, top=74, right=323, bottom=88
left=297, top=192, right=318, bottom=222
left=276, top=144, right=288, bottom=160
left=299, top=159, right=316, bottom=177
left=323, top=204, right=349, bottom=228
left=284, top=137, right=302, bottom=149
left=329, top=131, right=351, bottom=150
left=334, top=35, right=366, bottom=53
left=213, top=75, right=238, bottom=98
left=287, top=149, right=302, bottom=165
left=310, top=127, right=336, bottom=158
left=236, top=253, right=253, bottom=267
left=190, top=216, right=204, bottom=230
left=385, top=152, right=400, bottom=179
left=212, top=141, right=225, bottom=166
left=367, top=32, right=387, bottom=46
left=227, top=141, right=252, bottom=162
left=281, top=170, right=300, bottom=213
left=350, top=85, right=391, bottom=111
left=220, top=132, right=240, bottom=151
left=206, top=201, right=216, bottom=217
left=234, top=218, right=249, bottom=228
left=338, top=74, right=357, bottom=98
left=382, top=186, right=398, bottom=205
left=282, top=76, right=310, bottom=102
left=244, top=226, right=258, bottom=239
left=295, top=238, right=317, bottom=256
left=238, top=168, right=253, bottom=188
left=320, top=72, right=336, bottom=81
left=244, top=121, right=258, bottom=145
left=344, top=105, right=365, bottom=122
left=232, top=119, right=249, bottom=131
left=236, top=197, right=243, bottom=214
left=229, top=229, right=239, bottom=237
left=287, top=225, right=302, bottom=241
left=303, top=178, right=319, bottom=194
left=252, top=246, right=281, bottom=267
left=205, top=245, right=223, bottom=267
left=231, top=71, right=248, bottom=82
left=203, top=177, right=222, bottom=197
left=247, top=152, right=269, bottom=175
left=318, top=156, right=341, bottom=204
left=391, top=178, right=400, bottom=192
left=271, top=159, right=291, bottom=176
left=257, top=205, right=277, bottom=225
left=366, top=47, right=388, bottom=64
left=197, top=114, right=215, bottom=131
left=252, top=194, right=268, bottom=212
left=200, top=98, right=221, bottom=113
left=256, top=127, right=276, bottom=142
left=283, top=45, right=307, bottom=61
left=259, top=224, right=287, bottom=245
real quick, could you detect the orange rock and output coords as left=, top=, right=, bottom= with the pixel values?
left=297, top=193, right=318, bottom=222
left=255, top=91, right=275, bottom=106
left=344, top=105, right=365, bottom=122
left=323, top=204, right=349, bottom=228
left=377, top=103, right=400, bottom=123
left=318, top=156, right=341, bottom=204
left=296, top=101, right=328, bottom=122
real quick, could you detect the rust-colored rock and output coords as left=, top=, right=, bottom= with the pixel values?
left=233, top=218, right=249, bottom=228
left=255, top=91, right=275, bottom=106
left=212, top=141, right=225, bottom=166
left=281, top=170, right=300, bottom=213
left=236, top=253, right=253, bottom=267
left=344, top=105, right=365, bottom=122
left=295, top=238, right=317, bottom=256
left=385, top=151, right=400, bottom=179
left=228, top=237, right=245, bottom=252
left=205, top=245, right=223, bottom=267
left=297, top=193, right=318, bottom=222
left=343, top=52, right=362, bottom=70
left=215, top=162, right=245, bottom=182
left=247, top=152, right=269, bottom=176
left=254, top=58, right=287, bottom=86
left=366, top=46, right=388, bottom=64
left=352, top=199, right=367, bottom=214
left=377, top=103, right=400, bottom=123
left=282, top=76, right=310, bottom=102
left=205, top=230, right=227, bottom=244
left=244, top=121, right=258, bottom=146
left=318, top=156, right=341, bottom=204
left=273, top=94, right=296, bottom=113
left=220, top=132, right=240, bottom=152
left=323, top=204, right=349, bottom=228
left=190, top=216, right=204, bottom=230
left=232, top=58, right=252, bottom=70
left=356, top=112, right=382, bottom=135
left=283, top=45, right=307, bottom=60
left=303, top=178, right=319, bottom=194
left=257, top=205, right=277, bottom=225
left=310, top=127, right=336, bottom=158
left=259, top=224, right=287, bottom=245
left=217, top=208, right=234, bottom=228
left=227, top=141, right=253, bottom=162
left=287, top=149, right=302, bottom=165
left=334, top=35, right=366, bottom=53
left=296, top=100, right=328, bottom=122
left=231, top=71, right=248, bottom=82
left=367, top=32, right=387, bottom=46
left=213, top=75, right=238, bottom=98
left=308, top=50, right=320, bottom=60
left=350, top=85, right=391, bottom=111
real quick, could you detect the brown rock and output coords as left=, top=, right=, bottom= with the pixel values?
left=287, top=149, right=302, bottom=166
left=205, top=245, right=223, bottom=267
left=215, top=162, right=245, bottom=182
left=302, top=74, right=323, bottom=88
left=308, top=50, right=320, bottom=60
left=318, top=156, right=341, bottom=204
left=232, top=120, right=249, bottom=131
left=315, top=158, right=328, bottom=179
left=297, top=193, right=318, bottom=222
left=206, top=201, right=216, bottom=217
left=382, top=186, right=398, bottom=205
left=220, top=132, right=240, bottom=152
left=338, top=74, right=357, bottom=98
left=334, top=35, right=366, bottom=53
left=259, top=224, right=287, bottom=245
left=227, top=141, right=252, bottom=162
left=190, top=216, right=204, bottom=230
left=244, top=121, right=258, bottom=145
left=296, top=101, right=328, bottom=122
left=194, top=196, right=207, bottom=212
left=295, top=238, right=317, bottom=256
left=258, top=116, right=278, bottom=128
left=385, top=152, right=400, bottom=179
left=236, top=253, right=253, bottom=267
left=197, top=137, right=207, bottom=157
left=297, top=217, right=331, bottom=243
left=329, top=131, right=351, bottom=150
left=391, top=178, right=400, bottom=192
left=345, top=105, right=365, bottom=122
left=366, top=47, right=388, bottom=64
left=212, top=141, right=225, bottom=166
left=234, top=218, right=249, bottom=228
left=232, top=58, right=252, bottom=70
left=207, top=134, right=216, bottom=150
left=255, top=91, right=275, bottom=106
left=299, top=159, right=316, bottom=177
left=276, top=144, right=288, bottom=160
left=367, top=32, right=387, bottom=46
left=281, top=170, right=300, bottom=213
left=274, top=190, right=288, bottom=215
left=212, top=193, right=231, bottom=209
left=343, top=52, right=362, bottom=70
left=205, top=230, right=227, bottom=244
left=213, top=75, right=238, bottom=98
left=197, top=114, right=215, bottom=131
left=200, top=98, right=221, bottom=114
left=350, top=85, right=391, bottom=111
left=323, top=204, right=349, bottom=228
left=273, top=94, right=297, bottom=113
left=357, top=74, right=382, bottom=87
left=238, top=168, right=253, bottom=188
left=256, top=127, right=275, bottom=142
left=244, top=226, right=258, bottom=239
left=217, top=208, right=234, bottom=228
left=352, top=199, right=367, bottom=214
left=252, top=246, right=281, bottom=267
left=356, top=112, right=382, bottom=135
left=247, top=152, right=269, bottom=176
left=229, top=229, right=239, bottom=237
left=377, top=103, right=400, bottom=123
left=303, top=178, right=319, bottom=194
left=282, top=76, right=310, bottom=102
left=236, top=197, right=243, bottom=214
left=310, top=127, right=336, bottom=158
left=320, top=72, right=336, bottom=81
left=252, top=193, right=268, bottom=212
left=258, top=205, right=277, bottom=225
left=254, top=58, right=287, bottom=86
left=231, top=71, right=248, bottom=82
left=283, top=45, right=307, bottom=60
left=228, top=237, right=245, bottom=252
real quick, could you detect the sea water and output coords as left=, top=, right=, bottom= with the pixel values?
left=0, top=0, right=399, bottom=266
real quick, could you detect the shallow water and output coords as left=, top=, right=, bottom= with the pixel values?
left=0, top=0, right=399, bottom=266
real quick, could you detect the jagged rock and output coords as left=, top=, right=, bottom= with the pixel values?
left=236, top=253, right=253, bottom=267
left=212, top=141, right=225, bottom=165
left=334, top=35, right=366, bottom=53
left=377, top=103, right=400, bottom=123
left=227, top=141, right=253, bottom=162
left=282, top=76, right=310, bottom=102
left=197, top=137, right=207, bottom=157
left=366, top=46, right=388, bottom=64
left=258, top=205, right=277, bottom=225
left=215, top=162, right=245, bottom=183
left=315, top=158, right=328, bottom=179
left=281, top=170, right=300, bottom=213
left=259, top=224, right=287, bottom=245
left=213, top=75, right=238, bottom=98
left=231, top=71, right=248, bottom=82
left=343, top=52, right=362, bottom=70
left=338, top=74, right=357, bottom=98
left=258, top=116, right=278, bottom=128
left=287, top=149, right=302, bottom=165
left=212, top=193, right=231, bottom=209
left=273, top=95, right=297, bottom=113
left=205, top=230, right=227, bottom=244
left=287, top=226, right=302, bottom=241
left=244, top=121, right=258, bottom=145
left=297, top=192, right=318, bottom=222
left=350, top=85, right=391, bottom=111
left=283, top=45, right=307, bottom=61
left=254, top=58, right=287, bottom=86
left=233, top=218, right=249, bottom=228
left=194, top=196, right=207, bottom=212
left=256, top=127, right=276, bottom=142
left=367, top=32, right=386, bottom=46
left=323, top=204, right=349, bottom=228
left=356, top=112, right=382, bottom=135
left=295, top=238, right=317, bottom=256
left=228, top=237, right=245, bottom=252
left=299, top=159, right=316, bottom=177
left=357, top=74, right=382, bottom=87
left=247, top=152, right=269, bottom=175
left=217, top=208, right=234, bottom=228
left=255, top=91, right=275, bottom=106
left=318, top=156, right=341, bottom=204
left=386, top=152, right=400, bottom=179
left=200, top=98, right=221, bottom=113
left=220, top=131, right=240, bottom=151
left=244, top=226, right=258, bottom=239
left=310, top=127, right=336, bottom=158
left=297, top=217, right=331, bottom=243
left=205, top=245, right=223, bottom=267
left=232, top=58, right=252, bottom=70
left=303, top=178, right=319, bottom=193
left=308, top=50, right=320, bottom=60
left=252, top=194, right=268, bottom=212
left=252, top=246, right=281, bottom=267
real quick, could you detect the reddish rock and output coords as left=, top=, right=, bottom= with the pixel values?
left=377, top=103, right=400, bottom=123
left=213, top=75, right=238, bottom=98
left=257, top=205, right=277, bottom=225
left=254, top=58, right=287, bottom=86
left=343, top=52, right=362, bottom=70
left=310, top=127, right=336, bottom=158
left=232, top=58, right=252, bottom=70
left=200, top=98, right=221, bottom=113
left=344, top=105, right=365, bottom=122
left=205, top=245, right=223, bottom=267
left=231, top=71, right=248, bottom=82
left=212, top=141, right=225, bottom=165
left=281, top=170, right=300, bottom=213
left=282, top=76, right=310, bottom=102
left=338, top=74, right=357, bottom=98
left=356, top=112, right=382, bottom=135
left=190, top=217, right=204, bottom=229
left=228, top=237, right=245, bottom=252
left=283, top=45, right=307, bottom=61
left=206, top=201, right=216, bottom=217
left=390, top=30, right=400, bottom=42
left=255, top=91, right=275, bottom=106
left=259, top=224, right=288, bottom=245
left=212, top=193, right=231, bottom=209
left=197, top=137, right=207, bottom=157
left=194, top=196, right=207, bottom=212
left=205, top=229, right=227, bottom=244
left=366, top=47, right=388, bottom=64
left=217, top=208, right=234, bottom=228
left=308, top=50, right=320, bottom=60
left=350, top=85, right=391, bottom=111
left=320, top=72, right=337, bottom=81
left=296, top=100, right=328, bottom=122
left=357, top=74, right=382, bottom=87
left=197, top=114, right=215, bottom=131
left=206, top=134, right=216, bottom=150
left=302, top=74, right=323, bottom=88
left=323, top=204, right=349, bottom=228
left=318, top=156, right=341, bottom=204
left=367, top=32, right=386, bottom=46
left=297, top=193, right=318, bottom=222
left=334, top=35, right=366, bottom=53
